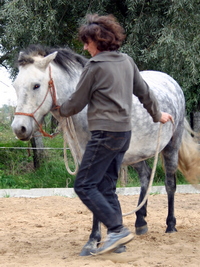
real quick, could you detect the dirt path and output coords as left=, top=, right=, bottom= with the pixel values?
left=0, top=193, right=199, bottom=266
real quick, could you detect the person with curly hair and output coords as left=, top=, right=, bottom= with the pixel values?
left=60, top=14, right=172, bottom=255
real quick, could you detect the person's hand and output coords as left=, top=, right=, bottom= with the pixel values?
left=159, top=112, right=174, bottom=124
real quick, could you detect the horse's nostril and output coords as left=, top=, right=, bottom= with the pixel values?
left=21, top=126, right=26, bottom=133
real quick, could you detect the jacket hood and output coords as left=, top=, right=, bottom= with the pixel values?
left=90, top=51, right=126, bottom=62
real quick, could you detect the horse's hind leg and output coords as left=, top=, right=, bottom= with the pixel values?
left=131, top=161, right=152, bottom=235
left=162, top=127, right=183, bottom=233
left=79, top=215, right=101, bottom=256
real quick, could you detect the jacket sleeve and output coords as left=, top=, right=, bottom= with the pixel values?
left=59, top=63, right=94, bottom=117
left=132, top=61, right=162, bottom=122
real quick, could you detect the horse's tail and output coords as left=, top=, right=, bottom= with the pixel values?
left=178, top=118, right=200, bottom=186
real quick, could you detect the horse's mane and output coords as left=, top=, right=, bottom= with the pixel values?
left=18, top=44, right=88, bottom=76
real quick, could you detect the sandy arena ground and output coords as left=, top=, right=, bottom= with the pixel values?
left=0, top=193, right=199, bottom=267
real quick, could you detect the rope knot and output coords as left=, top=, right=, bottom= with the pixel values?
left=48, top=79, right=54, bottom=87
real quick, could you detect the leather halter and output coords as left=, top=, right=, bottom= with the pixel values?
left=14, top=66, right=60, bottom=138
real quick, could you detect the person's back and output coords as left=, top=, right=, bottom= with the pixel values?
left=86, top=51, right=134, bottom=132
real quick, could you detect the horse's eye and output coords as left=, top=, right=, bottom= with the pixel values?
left=33, top=84, right=40, bottom=90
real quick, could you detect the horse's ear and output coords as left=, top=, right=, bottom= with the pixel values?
left=34, top=51, right=58, bottom=70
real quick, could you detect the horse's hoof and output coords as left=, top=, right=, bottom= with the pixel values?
left=114, top=245, right=126, bottom=253
left=80, top=245, right=126, bottom=256
left=165, top=226, right=177, bottom=233
left=135, top=225, right=148, bottom=235
left=79, top=241, right=99, bottom=256
left=80, top=247, right=98, bottom=256
left=79, top=248, right=92, bottom=256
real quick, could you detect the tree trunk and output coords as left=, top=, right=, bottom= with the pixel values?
left=190, top=112, right=200, bottom=143
left=51, top=115, right=58, bottom=133
left=192, top=112, right=200, bottom=132
left=119, top=166, right=128, bottom=187
left=30, top=132, right=44, bottom=169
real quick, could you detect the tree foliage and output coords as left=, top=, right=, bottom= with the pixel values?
left=0, top=0, right=199, bottom=112
left=142, top=0, right=200, bottom=112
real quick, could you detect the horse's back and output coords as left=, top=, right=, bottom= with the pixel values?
left=141, top=70, right=184, bottom=113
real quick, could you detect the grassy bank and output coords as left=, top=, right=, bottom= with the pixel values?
left=0, top=122, right=187, bottom=189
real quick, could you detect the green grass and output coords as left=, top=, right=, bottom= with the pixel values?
left=117, top=158, right=188, bottom=188
left=0, top=122, right=188, bottom=189
left=0, top=124, right=75, bottom=189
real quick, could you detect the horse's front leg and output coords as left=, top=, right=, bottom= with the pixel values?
left=79, top=215, right=101, bottom=256
left=132, top=161, right=151, bottom=235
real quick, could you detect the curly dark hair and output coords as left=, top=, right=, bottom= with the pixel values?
left=78, top=14, right=126, bottom=51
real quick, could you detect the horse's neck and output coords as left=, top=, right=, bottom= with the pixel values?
left=50, top=63, right=90, bottom=153
left=50, top=63, right=81, bottom=105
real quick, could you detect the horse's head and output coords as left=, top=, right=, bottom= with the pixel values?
left=11, top=50, right=58, bottom=140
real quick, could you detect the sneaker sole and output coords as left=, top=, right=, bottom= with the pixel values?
left=92, top=233, right=134, bottom=255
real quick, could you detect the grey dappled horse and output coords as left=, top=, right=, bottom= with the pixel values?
left=11, top=45, right=200, bottom=256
